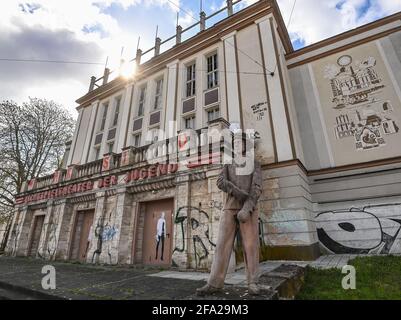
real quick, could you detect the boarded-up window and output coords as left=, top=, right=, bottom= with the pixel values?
left=149, top=111, right=161, bottom=126
left=183, top=97, right=195, bottom=114
left=205, top=88, right=219, bottom=106
left=133, top=118, right=143, bottom=132
left=94, top=133, right=103, bottom=145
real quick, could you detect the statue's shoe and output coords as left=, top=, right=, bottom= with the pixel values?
left=248, top=283, right=261, bottom=295
left=196, top=284, right=222, bottom=296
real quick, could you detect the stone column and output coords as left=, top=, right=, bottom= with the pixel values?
left=81, top=100, right=100, bottom=163
left=37, top=200, right=54, bottom=258
left=14, top=206, right=34, bottom=257
left=67, top=108, right=84, bottom=166
left=87, top=191, right=106, bottom=264
left=110, top=188, right=133, bottom=264
left=52, top=200, right=74, bottom=261
left=116, top=85, right=134, bottom=152
left=172, top=174, right=191, bottom=269
left=165, top=60, right=180, bottom=138
left=256, top=16, right=293, bottom=161
left=222, top=31, right=242, bottom=126
left=260, top=163, right=320, bottom=261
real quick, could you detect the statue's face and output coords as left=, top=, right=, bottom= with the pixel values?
left=233, top=138, right=243, bottom=156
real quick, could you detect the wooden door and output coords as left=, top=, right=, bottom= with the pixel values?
left=142, top=199, right=174, bottom=266
left=70, top=210, right=94, bottom=262
left=29, top=215, right=45, bottom=257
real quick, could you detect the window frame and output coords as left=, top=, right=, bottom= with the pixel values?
left=94, top=146, right=101, bottom=160
left=112, top=96, right=122, bottom=127
left=185, top=63, right=196, bottom=98
left=184, top=114, right=196, bottom=130
left=133, top=133, right=142, bottom=147
left=137, top=85, right=147, bottom=117
left=154, top=78, right=164, bottom=110
left=107, top=141, right=114, bottom=154
left=100, top=102, right=109, bottom=132
left=206, top=53, right=219, bottom=90
left=206, top=106, right=220, bottom=123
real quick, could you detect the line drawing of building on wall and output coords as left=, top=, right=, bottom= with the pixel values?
left=327, top=55, right=384, bottom=109
left=325, top=54, right=400, bottom=151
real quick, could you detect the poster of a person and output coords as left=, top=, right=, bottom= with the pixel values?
left=155, top=212, right=166, bottom=260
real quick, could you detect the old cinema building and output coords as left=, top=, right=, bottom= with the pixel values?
left=6, top=0, right=401, bottom=269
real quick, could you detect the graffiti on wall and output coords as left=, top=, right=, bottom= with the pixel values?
left=324, top=54, right=400, bottom=151
left=173, top=206, right=216, bottom=268
left=38, top=206, right=61, bottom=260
left=101, top=225, right=118, bottom=242
left=250, top=102, right=268, bottom=121
left=316, top=207, right=401, bottom=254
left=92, top=207, right=119, bottom=264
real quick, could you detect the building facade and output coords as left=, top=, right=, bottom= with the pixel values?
left=6, top=0, right=401, bottom=269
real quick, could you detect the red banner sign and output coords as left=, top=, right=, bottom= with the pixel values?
left=15, top=163, right=179, bottom=205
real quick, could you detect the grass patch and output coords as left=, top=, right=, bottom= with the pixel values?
left=297, top=255, right=401, bottom=300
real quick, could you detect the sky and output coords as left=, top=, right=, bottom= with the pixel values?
left=1, top=0, right=401, bottom=118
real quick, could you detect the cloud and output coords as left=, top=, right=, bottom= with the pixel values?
left=274, top=0, right=401, bottom=47
left=0, top=24, right=103, bottom=113
left=0, top=0, right=181, bottom=116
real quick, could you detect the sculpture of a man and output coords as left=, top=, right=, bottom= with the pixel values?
left=197, top=132, right=263, bottom=296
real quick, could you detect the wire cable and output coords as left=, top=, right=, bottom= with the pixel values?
left=166, top=0, right=199, bottom=23
left=0, top=58, right=104, bottom=65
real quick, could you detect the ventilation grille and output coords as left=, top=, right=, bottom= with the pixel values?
left=94, top=133, right=103, bottom=145
left=133, top=118, right=143, bottom=132
left=107, top=128, right=116, bottom=141
left=204, top=88, right=219, bottom=106
left=182, top=97, right=195, bottom=114
left=149, top=111, right=161, bottom=126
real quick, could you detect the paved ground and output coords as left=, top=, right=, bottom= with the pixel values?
left=308, top=254, right=383, bottom=269
left=149, top=260, right=309, bottom=286
left=0, top=256, right=204, bottom=300
left=0, top=254, right=358, bottom=300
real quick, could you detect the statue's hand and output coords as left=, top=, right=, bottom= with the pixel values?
left=228, top=182, right=249, bottom=201
left=237, top=208, right=251, bottom=223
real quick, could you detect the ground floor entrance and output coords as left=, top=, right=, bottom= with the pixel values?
left=141, top=198, right=174, bottom=266
left=69, top=209, right=94, bottom=262
left=28, top=215, right=45, bottom=257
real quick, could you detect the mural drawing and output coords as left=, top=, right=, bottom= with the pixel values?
left=316, top=207, right=401, bottom=254
left=324, top=54, right=399, bottom=151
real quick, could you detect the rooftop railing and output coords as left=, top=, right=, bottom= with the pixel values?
left=88, top=0, right=248, bottom=92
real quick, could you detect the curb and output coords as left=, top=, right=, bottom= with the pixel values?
left=0, top=281, right=68, bottom=300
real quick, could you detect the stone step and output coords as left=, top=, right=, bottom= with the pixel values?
left=259, top=264, right=305, bottom=300
left=185, top=264, right=305, bottom=300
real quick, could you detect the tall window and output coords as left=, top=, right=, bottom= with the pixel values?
left=108, top=142, right=114, bottom=154
left=207, top=107, right=220, bottom=123
left=186, top=63, right=196, bottom=97
left=100, top=102, right=109, bottom=131
left=154, top=79, right=163, bottom=110
left=133, top=133, right=141, bottom=147
left=184, top=115, right=196, bottom=129
left=95, top=147, right=101, bottom=160
left=207, top=53, right=218, bottom=89
left=138, top=86, right=146, bottom=116
left=112, top=97, right=121, bottom=127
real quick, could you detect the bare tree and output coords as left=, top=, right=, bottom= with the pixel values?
left=0, top=98, right=75, bottom=249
